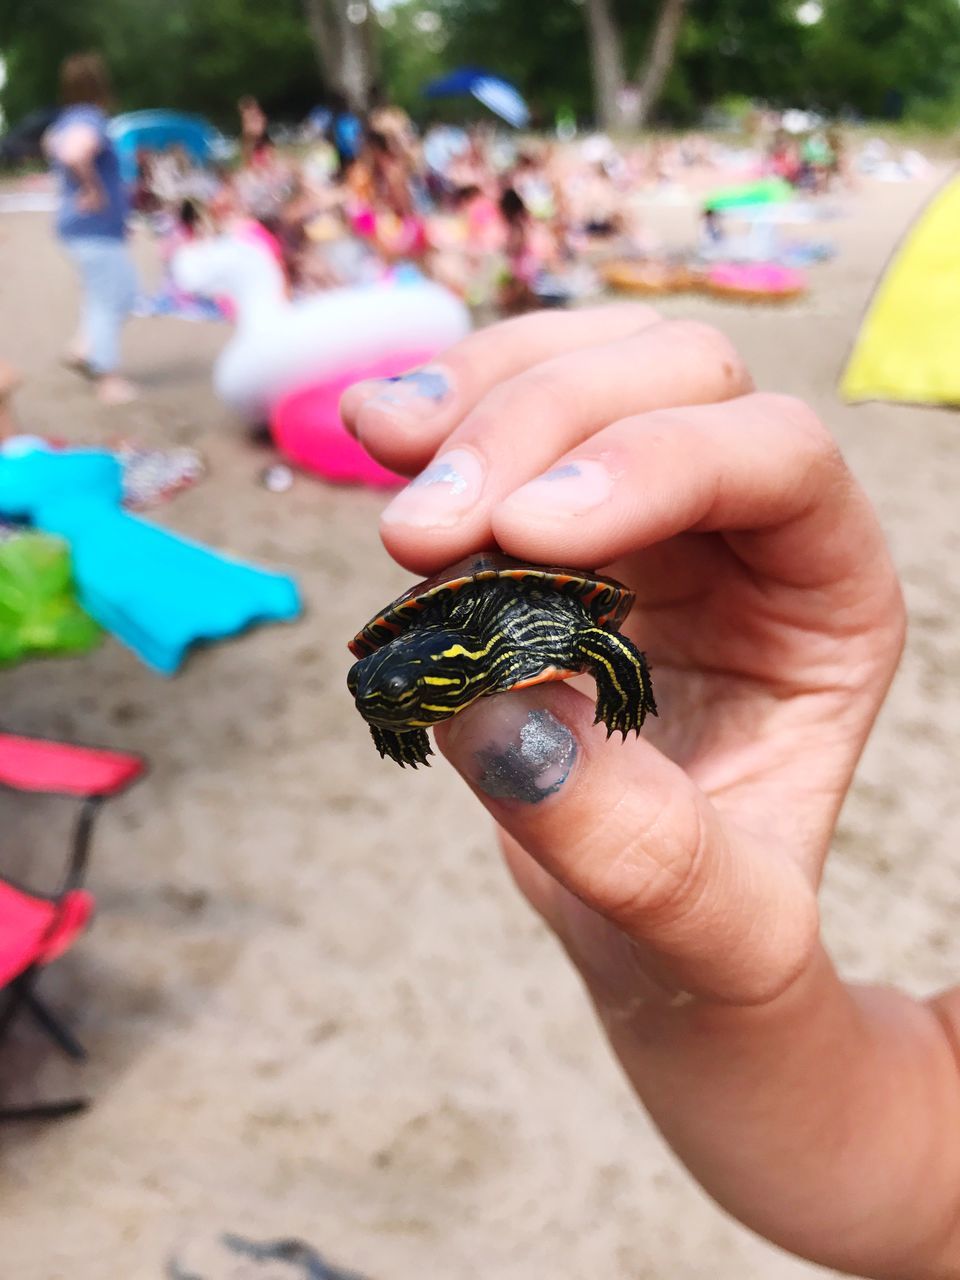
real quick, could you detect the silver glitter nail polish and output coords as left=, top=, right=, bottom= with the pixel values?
left=410, top=461, right=467, bottom=495
left=541, top=463, right=582, bottom=481
left=376, top=368, right=451, bottom=405
left=474, top=709, right=577, bottom=804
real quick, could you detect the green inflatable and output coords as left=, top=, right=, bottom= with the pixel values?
left=703, top=177, right=794, bottom=212
left=0, top=533, right=102, bottom=666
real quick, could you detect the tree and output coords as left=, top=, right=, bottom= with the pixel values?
left=0, top=0, right=96, bottom=122
left=583, top=0, right=688, bottom=131
left=802, top=0, right=960, bottom=118
left=673, top=0, right=811, bottom=115
left=377, top=4, right=447, bottom=117
left=0, top=0, right=321, bottom=127
left=5, top=0, right=960, bottom=134
left=302, top=0, right=377, bottom=111
left=583, top=0, right=624, bottom=131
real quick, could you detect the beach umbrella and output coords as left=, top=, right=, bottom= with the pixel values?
left=108, top=110, right=231, bottom=184
left=423, top=68, right=530, bottom=129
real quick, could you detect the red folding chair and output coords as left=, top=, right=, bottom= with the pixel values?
left=0, top=733, right=144, bottom=1119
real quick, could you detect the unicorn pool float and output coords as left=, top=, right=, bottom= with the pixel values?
left=172, top=232, right=471, bottom=486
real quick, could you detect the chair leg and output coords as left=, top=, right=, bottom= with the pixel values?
left=60, top=795, right=104, bottom=895
left=21, top=988, right=87, bottom=1061
left=0, top=981, right=26, bottom=1044
left=0, top=1098, right=88, bottom=1122
left=0, top=977, right=89, bottom=1120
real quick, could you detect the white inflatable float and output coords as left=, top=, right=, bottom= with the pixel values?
left=172, top=235, right=471, bottom=422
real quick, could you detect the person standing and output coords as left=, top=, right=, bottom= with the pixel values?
left=237, top=95, right=268, bottom=167
left=46, top=52, right=139, bottom=406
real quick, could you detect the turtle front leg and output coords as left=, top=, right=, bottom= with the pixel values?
left=575, top=627, right=658, bottom=738
left=370, top=724, right=433, bottom=767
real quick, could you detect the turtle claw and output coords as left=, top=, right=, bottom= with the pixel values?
left=580, top=627, right=657, bottom=742
left=599, top=691, right=650, bottom=742
left=369, top=724, right=432, bottom=768
left=596, top=713, right=629, bottom=741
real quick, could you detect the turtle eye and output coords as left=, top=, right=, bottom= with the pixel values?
left=386, top=672, right=412, bottom=698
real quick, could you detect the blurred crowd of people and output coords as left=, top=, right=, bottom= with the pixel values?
left=131, top=96, right=646, bottom=314
left=40, top=52, right=861, bottom=409
left=128, top=95, right=859, bottom=321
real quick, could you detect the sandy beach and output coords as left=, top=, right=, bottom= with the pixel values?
left=1, top=169, right=958, bottom=1280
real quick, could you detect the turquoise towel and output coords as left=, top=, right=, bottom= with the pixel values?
left=0, top=446, right=302, bottom=674
left=0, top=447, right=122, bottom=516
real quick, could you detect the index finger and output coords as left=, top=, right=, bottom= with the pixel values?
left=340, top=303, right=660, bottom=473
left=374, top=319, right=751, bottom=574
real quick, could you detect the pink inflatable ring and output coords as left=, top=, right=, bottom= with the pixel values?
left=270, top=361, right=439, bottom=488
left=704, top=262, right=807, bottom=303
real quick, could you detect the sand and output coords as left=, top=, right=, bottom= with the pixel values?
left=1, top=171, right=958, bottom=1280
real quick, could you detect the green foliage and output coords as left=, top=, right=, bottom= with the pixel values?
left=3, top=0, right=960, bottom=131
left=0, top=0, right=94, bottom=121
left=404, top=0, right=812, bottom=126
left=377, top=2, right=448, bottom=117
left=906, top=90, right=960, bottom=132
left=0, top=0, right=321, bottom=127
left=428, top=0, right=960, bottom=127
left=666, top=0, right=810, bottom=119
left=432, top=0, right=594, bottom=124
left=804, top=0, right=960, bottom=118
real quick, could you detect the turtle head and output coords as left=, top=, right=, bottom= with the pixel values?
left=348, top=628, right=492, bottom=729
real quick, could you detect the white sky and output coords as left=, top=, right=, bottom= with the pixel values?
left=796, top=1, right=824, bottom=25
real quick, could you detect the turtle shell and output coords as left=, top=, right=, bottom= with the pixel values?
left=348, top=552, right=634, bottom=659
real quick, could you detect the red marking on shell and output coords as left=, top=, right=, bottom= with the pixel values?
left=508, top=667, right=578, bottom=692
left=349, top=555, right=636, bottom=656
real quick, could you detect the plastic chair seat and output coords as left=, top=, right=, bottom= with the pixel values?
left=0, top=733, right=143, bottom=797
left=0, top=886, right=94, bottom=989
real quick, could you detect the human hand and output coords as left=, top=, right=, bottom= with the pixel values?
left=75, top=181, right=105, bottom=214
left=342, top=311, right=960, bottom=1278
left=342, top=306, right=905, bottom=1009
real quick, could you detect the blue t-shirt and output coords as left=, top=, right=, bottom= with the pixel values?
left=333, top=112, right=362, bottom=161
left=50, top=105, right=128, bottom=241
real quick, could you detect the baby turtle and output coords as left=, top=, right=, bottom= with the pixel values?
left=347, top=552, right=657, bottom=767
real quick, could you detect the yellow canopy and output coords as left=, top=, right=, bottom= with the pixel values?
left=841, top=174, right=960, bottom=406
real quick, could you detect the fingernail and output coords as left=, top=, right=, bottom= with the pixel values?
left=363, top=366, right=453, bottom=417
left=381, top=447, right=484, bottom=528
left=446, top=695, right=577, bottom=804
left=499, top=458, right=614, bottom=519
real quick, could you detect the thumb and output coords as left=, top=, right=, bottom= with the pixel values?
left=435, top=684, right=818, bottom=1005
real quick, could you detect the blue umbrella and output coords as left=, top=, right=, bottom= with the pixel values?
left=108, top=110, right=231, bottom=184
left=423, top=68, right=530, bottom=129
